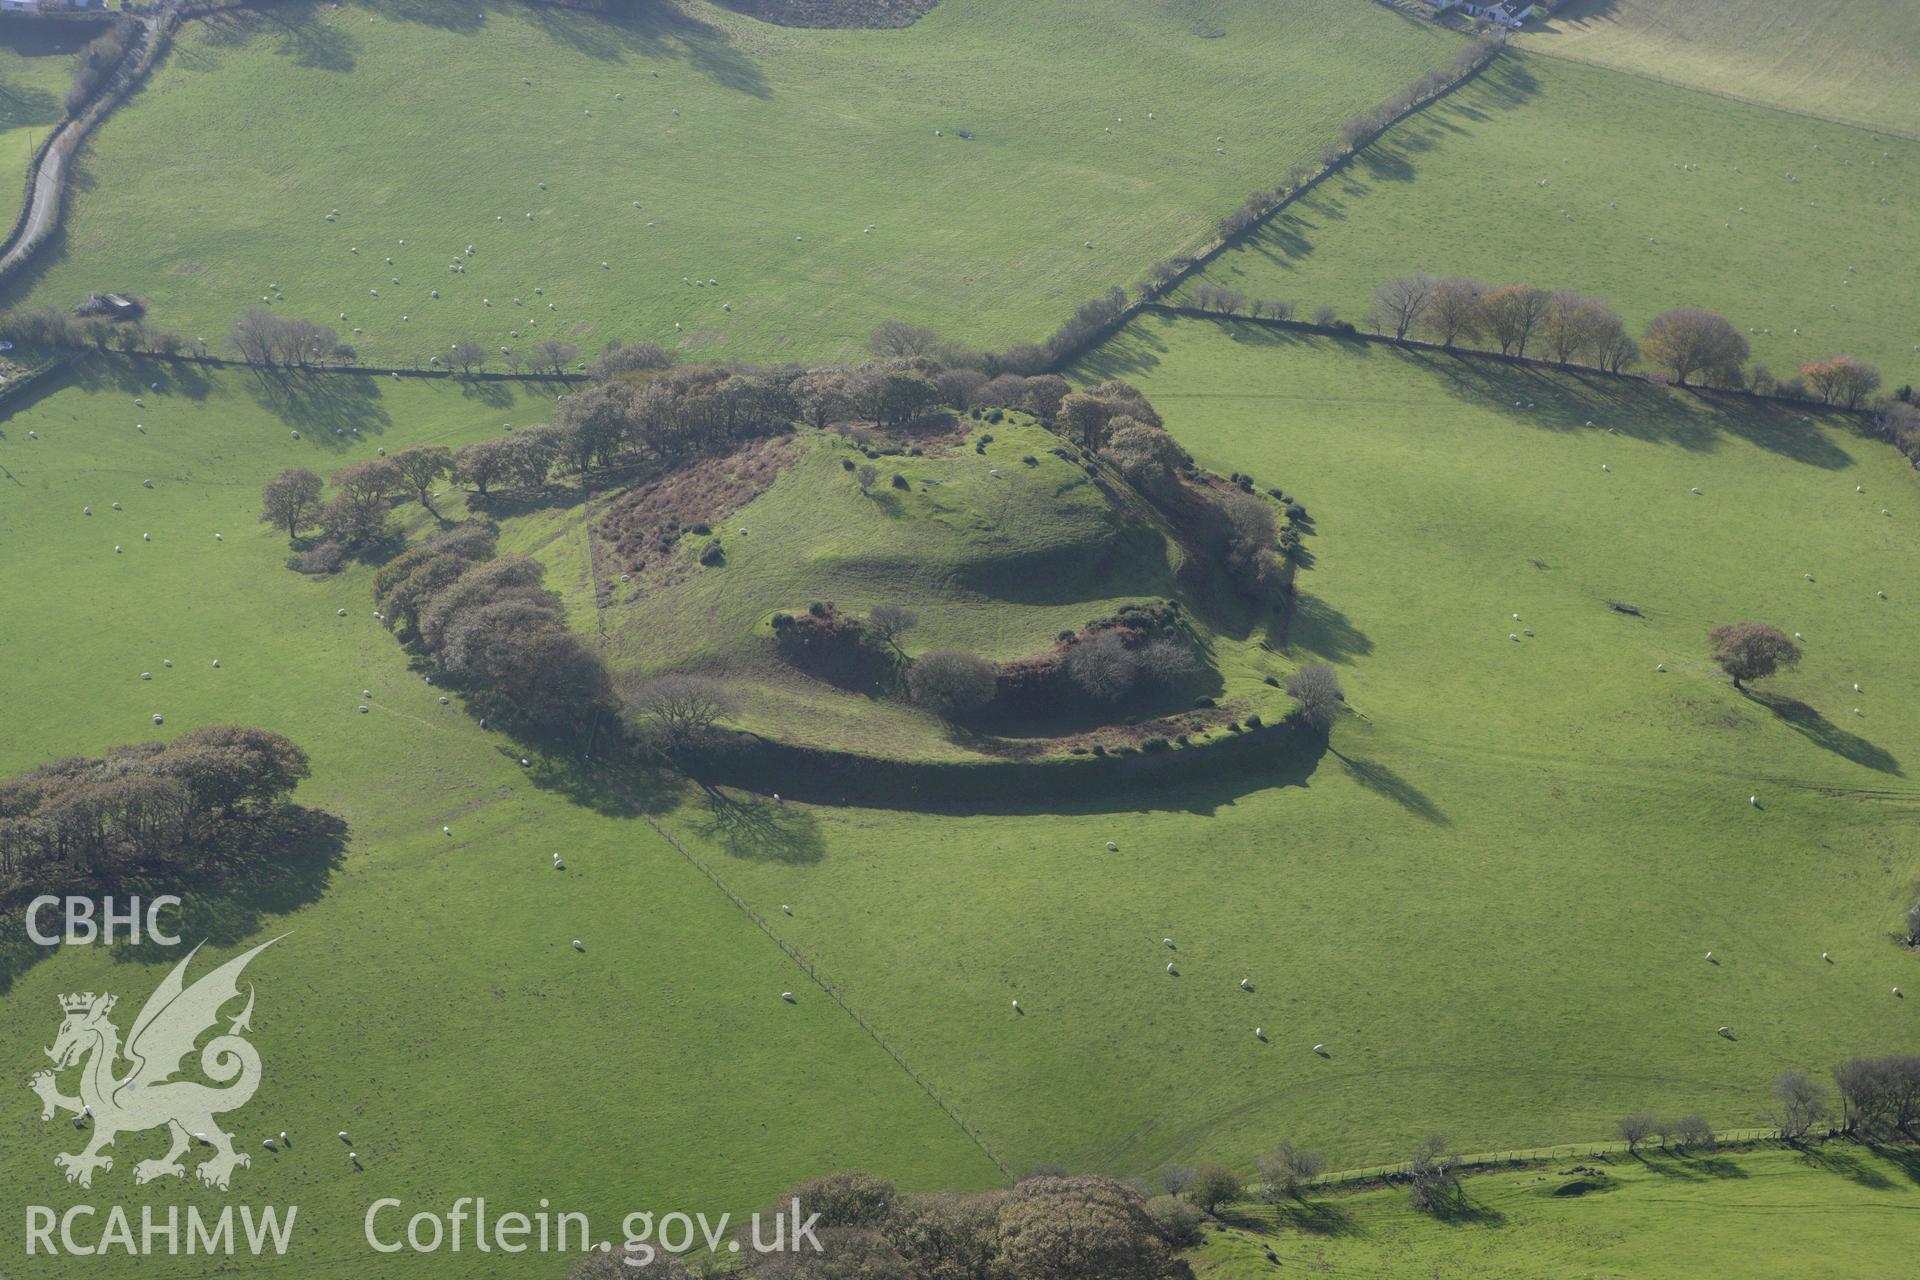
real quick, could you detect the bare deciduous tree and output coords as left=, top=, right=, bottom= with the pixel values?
left=1774, top=1070, right=1828, bottom=1142
left=625, top=674, right=735, bottom=747
left=1371, top=273, right=1437, bottom=340
left=1285, top=663, right=1344, bottom=730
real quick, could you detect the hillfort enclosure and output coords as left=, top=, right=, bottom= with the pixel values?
left=0, top=3, right=1914, bottom=1277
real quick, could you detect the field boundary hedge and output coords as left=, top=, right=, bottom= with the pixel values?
left=1040, top=36, right=1508, bottom=373
left=1306, top=1127, right=1784, bottom=1191
left=0, top=8, right=180, bottom=283
left=1141, top=303, right=1889, bottom=424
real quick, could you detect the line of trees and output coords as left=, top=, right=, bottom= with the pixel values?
left=0, top=727, right=311, bottom=894
left=372, top=524, right=612, bottom=734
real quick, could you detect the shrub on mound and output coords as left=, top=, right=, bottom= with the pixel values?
left=906, top=649, right=996, bottom=719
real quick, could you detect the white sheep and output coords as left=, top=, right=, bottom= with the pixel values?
left=337, top=608, right=348, bottom=617
left=1821, top=952, right=1830, bottom=962
left=153, top=714, right=163, bottom=724
left=1166, top=962, right=1176, bottom=974
left=782, top=904, right=792, bottom=915
left=1705, top=951, right=1714, bottom=961
left=1749, top=795, right=1758, bottom=807
left=215, top=533, right=223, bottom=541
left=338, top=1131, right=349, bottom=1143
left=163, top=660, right=172, bottom=668
left=1254, top=1027, right=1263, bottom=1040
left=1163, top=938, right=1174, bottom=948
left=1240, top=978, right=1251, bottom=990
left=573, top=940, right=585, bottom=952
left=443, top=826, right=452, bottom=835
left=781, top=991, right=795, bottom=1002
left=1106, top=841, right=1118, bottom=851
left=1011, top=999, right=1021, bottom=1011
left=1313, top=1044, right=1327, bottom=1055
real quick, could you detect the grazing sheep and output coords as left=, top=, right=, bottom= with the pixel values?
left=357, top=706, right=368, bottom=714
left=1822, top=952, right=1831, bottom=962
left=163, top=660, right=172, bottom=668
left=1656, top=663, right=1666, bottom=672
left=573, top=940, right=585, bottom=952
left=339, top=1132, right=350, bottom=1143
left=1163, top=938, right=1174, bottom=948
left=443, top=826, right=452, bottom=835
left=1509, top=633, right=1520, bottom=642
left=114, top=546, right=122, bottom=554
left=152, top=714, right=163, bottom=724
left=112, top=502, right=121, bottom=510
left=1313, top=1044, right=1327, bottom=1055
left=439, top=696, right=449, bottom=705
left=1011, top=999, right=1021, bottom=1011
left=1106, top=841, right=1118, bottom=851
left=1166, top=962, right=1176, bottom=974
left=782, top=904, right=792, bottom=915
left=215, top=533, right=223, bottom=541
left=84, top=506, right=91, bottom=515
left=1240, top=978, right=1251, bottom=990
left=1705, top=952, right=1715, bottom=962
left=1749, top=795, right=1758, bottom=807
left=142, top=672, right=151, bottom=681
left=781, top=991, right=795, bottom=1002
left=1718, top=1026, right=1732, bottom=1037
left=1254, top=1028, right=1263, bottom=1040
left=337, top=608, right=348, bottom=617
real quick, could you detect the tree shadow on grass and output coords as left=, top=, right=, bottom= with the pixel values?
left=1270, top=1197, right=1359, bottom=1237
left=692, top=786, right=824, bottom=864
left=0, top=806, right=348, bottom=996
left=246, top=369, right=394, bottom=444
left=1279, top=591, right=1372, bottom=663
left=527, top=0, right=770, bottom=98
left=1747, top=691, right=1901, bottom=775
left=1800, top=1144, right=1896, bottom=1191
left=1640, top=1149, right=1749, bottom=1181
left=1330, top=749, right=1448, bottom=825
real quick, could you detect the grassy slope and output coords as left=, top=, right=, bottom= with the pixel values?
left=649, top=315, right=1919, bottom=1181
left=1520, top=0, right=1920, bottom=137
left=1193, top=1144, right=1920, bottom=1279
left=0, top=17, right=89, bottom=204
left=0, top=360, right=999, bottom=1279
left=596, top=422, right=1293, bottom=758
left=2, top=0, right=1458, bottom=365
left=1183, top=52, right=1920, bottom=385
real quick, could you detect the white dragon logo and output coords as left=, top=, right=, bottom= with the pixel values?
left=28, top=937, right=280, bottom=1191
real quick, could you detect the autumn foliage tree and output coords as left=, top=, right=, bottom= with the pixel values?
left=1643, top=308, right=1748, bottom=386
left=1709, top=622, right=1801, bottom=690
left=1799, top=355, right=1881, bottom=408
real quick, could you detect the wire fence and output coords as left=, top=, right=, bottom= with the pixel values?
left=636, top=809, right=1014, bottom=1180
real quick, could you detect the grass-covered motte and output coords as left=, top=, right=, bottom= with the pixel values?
left=1179, top=51, right=1920, bottom=382
left=0, top=358, right=1002, bottom=1276
left=1, top=0, right=1461, bottom=365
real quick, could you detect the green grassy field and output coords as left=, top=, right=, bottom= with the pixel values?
left=0, top=17, right=90, bottom=205
left=1193, top=1143, right=1920, bottom=1278
left=1520, top=0, right=1920, bottom=138
left=0, top=360, right=1000, bottom=1278
left=631, top=314, right=1920, bottom=1184
left=1181, top=51, right=1920, bottom=385
left=0, top=0, right=1459, bottom=366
